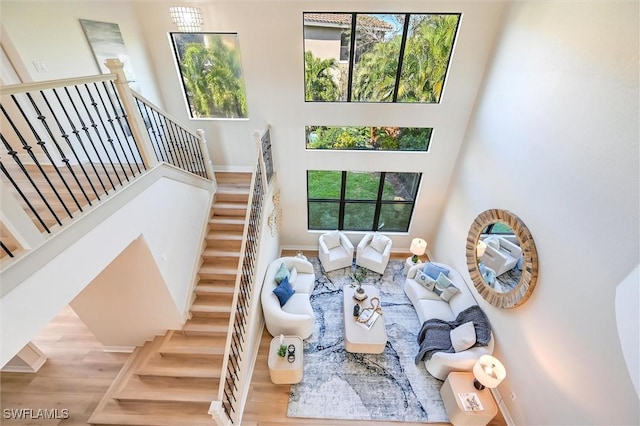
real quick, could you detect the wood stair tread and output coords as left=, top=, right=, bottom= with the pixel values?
left=196, top=283, right=235, bottom=294
left=89, top=401, right=214, bottom=426
left=198, top=265, right=237, bottom=274
left=160, top=343, right=225, bottom=357
left=182, top=320, right=229, bottom=335
left=212, top=201, right=247, bottom=208
left=113, top=377, right=217, bottom=403
left=209, top=216, right=245, bottom=224
left=202, top=247, right=241, bottom=255
left=206, top=230, right=243, bottom=238
left=191, top=303, right=232, bottom=313
left=136, top=359, right=221, bottom=379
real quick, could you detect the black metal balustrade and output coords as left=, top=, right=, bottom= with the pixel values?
left=0, top=77, right=145, bottom=238
left=219, top=161, right=266, bottom=424
left=134, top=94, right=209, bottom=179
left=261, top=127, right=273, bottom=185
left=1, top=64, right=214, bottom=260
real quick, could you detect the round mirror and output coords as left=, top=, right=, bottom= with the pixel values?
left=466, top=209, right=538, bottom=308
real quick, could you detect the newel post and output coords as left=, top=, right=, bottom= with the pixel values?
left=104, top=59, right=158, bottom=169
left=196, top=129, right=216, bottom=181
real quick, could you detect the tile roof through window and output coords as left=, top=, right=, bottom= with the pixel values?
left=304, top=13, right=394, bottom=31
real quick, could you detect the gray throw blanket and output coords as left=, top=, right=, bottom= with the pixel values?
left=415, top=305, right=491, bottom=363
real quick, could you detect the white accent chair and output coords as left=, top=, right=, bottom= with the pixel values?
left=260, top=257, right=316, bottom=339
left=319, top=230, right=354, bottom=272
left=356, top=232, right=392, bottom=274
left=479, top=236, right=523, bottom=276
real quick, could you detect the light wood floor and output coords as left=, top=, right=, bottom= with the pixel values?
left=0, top=306, right=129, bottom=425
left=1, top=252, right=506, bottom=426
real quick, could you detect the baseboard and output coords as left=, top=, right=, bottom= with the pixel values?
left=491, top=388, right=516, bottom=426
left=102, top=346, right=135, bottom=353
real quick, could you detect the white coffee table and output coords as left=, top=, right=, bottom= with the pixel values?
left=342, top=284, right=387, bottom=354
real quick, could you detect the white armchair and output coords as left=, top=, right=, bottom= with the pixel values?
left=356, top=232, right=392, bottom=274
left=479, top=236, right=523, bottom=276
left=319, top=230, right=354, bottom=272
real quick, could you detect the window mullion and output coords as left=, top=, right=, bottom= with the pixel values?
left=372, top=172, right=386, bottom=231
left=346, top=13, right=357, bottom=102
left=338, top=171, right=347, bottom=229
left=392, top=14, right=411, bottom=103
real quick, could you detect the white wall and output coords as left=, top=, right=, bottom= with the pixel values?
left=434, top=2, right=639, bottom=424
left=1, top=166, right=213, bottom=366
left=1, top=1, right=163, bottom=105
left=71, top=236, right=183, bottom=348
left=120, top=1, right=506, bottom=252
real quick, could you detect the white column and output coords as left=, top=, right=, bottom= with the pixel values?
left=1, top=342, right=47, bottom=373
left=104, top=59, right=158, bottom=169
left=0, top=181, right=46, bottom=252
left=196, top=129, right=216, bottom=182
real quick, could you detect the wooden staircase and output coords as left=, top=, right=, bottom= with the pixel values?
left=88, top=171, right=252, bottom=425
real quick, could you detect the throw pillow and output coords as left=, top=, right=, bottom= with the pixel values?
left=414, top=272, right=436, bottom=291
left=434, top=272, right=460, bottom=302
left=450, top=321, right=477, bottom=352
left=289, top=267, right=298, bottom=285
left=274, top=262, right=290, bottom=284
left=323, top=231, right=341, bottom=250
left=272, top=276, right=295, bottom=306
left=423, top=262, right=450, bottom=280
left=370, top=234, right=388, bottom=253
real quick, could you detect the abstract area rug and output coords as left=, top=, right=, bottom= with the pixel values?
left=287, top=258, right=449, bottom=423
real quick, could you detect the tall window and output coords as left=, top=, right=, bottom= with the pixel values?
left=170, top=32, right=248, bottom=119
left=303, top=13, right=461, bottom=103
left=307, top=171, right=421, bottom=231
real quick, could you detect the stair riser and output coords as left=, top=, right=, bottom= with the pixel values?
left=190, top=311, right=231, bottom=319
left=196, top=283, right=235, bottom=290
left=216, top=193, right=249, bottom=203
left=212, top=207, right=247, bottom=217
left=215, top=173, right=252, bottom=184
left=114, top=395, right=215, bottom=404
left=194, top=294, right=234, bottom=304
left=201, top=255, right=239, bottom=266
left=208, top=222, right=245, bottom=231
left=206, top=240, right=242, bottom=251
left=201, top=255, right=240, bottom=265
left=198, top=272, right=237, bottom=281
left=159, top=352, right=225, bottom=362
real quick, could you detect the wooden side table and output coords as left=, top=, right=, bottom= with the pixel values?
left=268, top=336, right=303, bottom=384
left=440, top=372, right=498, bottom=426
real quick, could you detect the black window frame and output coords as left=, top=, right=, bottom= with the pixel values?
left=307, top=170, right=422, bottom=232
left=303, top=12, right=462, bottom=104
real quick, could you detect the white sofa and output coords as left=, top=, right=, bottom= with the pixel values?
left=260, top=257, right=316, bottom=339
left=404, top=262, right=494, bottom=380
left=480, top=236, right=522, bottom=276
left=319, top=230, right=354, bottom=272
left=356, top=232, right=392, bottom=274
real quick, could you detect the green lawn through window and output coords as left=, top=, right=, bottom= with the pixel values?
left=307, top=170, right=421, bottom=231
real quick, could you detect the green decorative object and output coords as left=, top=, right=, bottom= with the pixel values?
left=277, top=344, right=287, bottom=357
